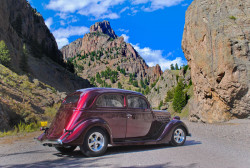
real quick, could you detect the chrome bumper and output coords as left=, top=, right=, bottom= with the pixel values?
left=41, top=140, right=62, bottom=147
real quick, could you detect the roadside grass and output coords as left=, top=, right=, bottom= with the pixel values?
left=0, top=122, right=40, bottom=138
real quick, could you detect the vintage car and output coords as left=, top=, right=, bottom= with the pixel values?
left=37, top=88, right=191, bottom=157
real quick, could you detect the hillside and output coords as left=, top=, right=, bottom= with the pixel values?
left=0, top=0, right=90, bottom=92
left=0, top=0, right=91, bottom=131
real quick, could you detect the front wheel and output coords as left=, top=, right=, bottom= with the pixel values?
left=55, top=146, right=77, bottom=153
left=80, top=128, right=108, bottom=157
left=170, top=127, right=186, bottom=146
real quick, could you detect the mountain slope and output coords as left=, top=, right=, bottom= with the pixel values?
left=61, top=21, right=162, bottom=91
left=0, top=0, right=90, bottom=92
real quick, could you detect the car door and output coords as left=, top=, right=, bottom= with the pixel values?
left=126, top=95, right=154, bottom=139
left=93, top=93, right=127, bottom=140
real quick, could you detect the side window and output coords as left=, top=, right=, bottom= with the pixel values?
left=96, top=94, right=124, bottom=108
left=127, top=96, right=148, bottom=109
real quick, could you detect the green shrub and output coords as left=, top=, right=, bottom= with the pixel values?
left=118, top=82, right=123, bottom=89
left=0, top=40, right=11, bottom=67
left=172, top=80, right=187, bottom=113
left=229, top=16, right=236, bottom=20
left=158, top=100, right=163, bottom=110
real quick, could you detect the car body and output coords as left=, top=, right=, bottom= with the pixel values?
left=37, top=88, right=191, bottom=156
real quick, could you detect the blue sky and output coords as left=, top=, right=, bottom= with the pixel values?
left=28, top=0, right=193, bottom=71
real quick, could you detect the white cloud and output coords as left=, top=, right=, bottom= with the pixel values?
left=52, top=26, right=89, bottom=48
left=121, top=34, right=129, bottom=43
left=132, top=0, right=184, bottom=11
left=46, top=0, right=125, bottom=20
left=56, top=38, right=69, bottom=49
left=118, top=28, right=129, bottom=33
left=45, top=17, right=53, bottom=29
left=132, top=43, right=186, bottom=71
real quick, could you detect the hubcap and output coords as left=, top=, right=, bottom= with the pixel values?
left=174, top=129, right=185, bottom=144
left=88, top=132, right=105, bottom=152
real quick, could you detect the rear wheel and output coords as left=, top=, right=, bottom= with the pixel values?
left=55, top=146, right=77, bottom=153
left=80, top=128, right=108, bottom=157
left=170, top=127, right=186, bottom=146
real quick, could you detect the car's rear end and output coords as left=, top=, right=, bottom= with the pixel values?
left=37, top=90, right=90, bottom=146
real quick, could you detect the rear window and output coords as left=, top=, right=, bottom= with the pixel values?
left=127, top=96, right=148, bottom=109
left=62, top=93, right=81, bottom=107
left=96, top=94, right=124, bottom=108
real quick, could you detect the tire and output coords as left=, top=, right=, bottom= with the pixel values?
left=170, top=126, right=186, bottom=146
left=55, top=146, right=77, bottom=153
left=80, top=128, right=108, bottom=157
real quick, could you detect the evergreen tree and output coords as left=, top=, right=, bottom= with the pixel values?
left=175, top=63, right=179, bottom=70
left=172, top=80, right=187, bottom=113
left=0, top=40, right=11, bottom=67
left=118, top=82, right=123, bottom=89
left=170, top=64, right=175, bottom=70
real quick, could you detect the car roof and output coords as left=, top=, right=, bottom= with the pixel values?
left=77, top=87, right=144, bottom=96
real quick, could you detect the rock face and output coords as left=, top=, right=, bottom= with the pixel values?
left=0, top=0, right=91, bottom=92
left=90, top=21, right=117, bottom=39
left=62, top=21, right=162, bottom=87
left=147, top=69, right=191, bottom=108
left=182, top=0, right=250, bottom=123
left=61, top=38, right=82, bottom=60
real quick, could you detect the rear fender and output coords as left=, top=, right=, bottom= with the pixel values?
left=59, top=118, right=112, bottom=145
left=157, top=120, right=190, bottom=143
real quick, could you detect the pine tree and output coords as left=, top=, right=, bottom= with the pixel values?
left=0, top=40, right=11, bottom=67
left=175, top=63, right=179, bottom=70
left=170, top=64, right=175, bottom=70
left=172, top=80, right=186, bottom=113
left=118, top=82, right=123, bottom=89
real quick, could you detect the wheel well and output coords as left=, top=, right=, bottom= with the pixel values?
left=88, top=126, right=111, bottom=144
left=179, top=126, right=188, bottom=135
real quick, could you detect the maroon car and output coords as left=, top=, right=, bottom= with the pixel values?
left=37, top=88, right=191, bottom=157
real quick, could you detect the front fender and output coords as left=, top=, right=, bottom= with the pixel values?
left=157, top=120, right=190, bottom=143
left=59, top=118, right=112, bottom=145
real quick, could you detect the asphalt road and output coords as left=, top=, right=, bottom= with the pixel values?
left=0, top=119, right=250, bottom=168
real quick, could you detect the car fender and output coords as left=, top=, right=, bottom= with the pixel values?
left=157, top=120, right=190, bottom=143
left=59, top=118, right=113, bottom=145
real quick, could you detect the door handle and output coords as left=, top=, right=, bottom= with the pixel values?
left=127, top=113, right=132, bottom=118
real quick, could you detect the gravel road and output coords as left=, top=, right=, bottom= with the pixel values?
left=0, top=119, right=250, bottom=168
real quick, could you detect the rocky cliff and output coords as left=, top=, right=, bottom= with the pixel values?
left=0, top=0, right=90, bottom=92
left=182, top=0, right=250, bottom=123
left=0, top=0, right=91, bottom=130
left=62, top=21, right=162, bottom=89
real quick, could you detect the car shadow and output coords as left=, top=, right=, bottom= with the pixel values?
left=53, top=140, right=202, bottom=158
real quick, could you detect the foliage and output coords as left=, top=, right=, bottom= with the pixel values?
left=183, top=65, right=189, bottom=74
left=44, top=103, right=61, bottom=121
left=158, top=100, right=163, bottom=110
left=118, top=82, right=123, bottom=89
left=144, top=86, right=150, bottom=95
left=172, top=80, right=187, bottom=113
left=150, top=78, right=159, bottom=88
left=165, top=88, right=175, bottom=102
left=229, top=16, right=236, bottom=20
left=0, top=40, right=11, bottom=67
left=132, top=80, right=138, bottom=87
left=170, top=64, right=175, bottom=70
left=0, top=122, right=40, bottom=137
left=175, top=63, right=179, bottom=70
